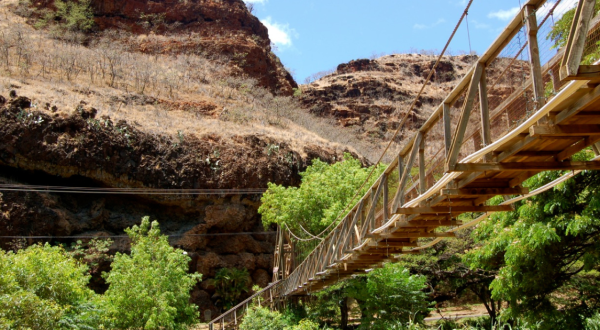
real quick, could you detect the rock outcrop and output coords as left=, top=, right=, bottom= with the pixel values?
left=33, top=0, right=297, bottom=95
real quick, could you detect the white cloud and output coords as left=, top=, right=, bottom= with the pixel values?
left=488, top=7, right=520, bottom=20
left=261, top=17, right=297, bottom=49
left=244, top=0, right=267, bottom=4
left=537, top=0, right=578, bottom=21
left=413, top=18, right=446, bottom=30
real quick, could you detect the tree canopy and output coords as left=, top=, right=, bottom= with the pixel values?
left=259, top=153, right=384, bottom=236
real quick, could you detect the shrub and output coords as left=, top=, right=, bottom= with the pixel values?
left=239, top=305, right=288, bottom=330
left=54, top=0, right=95, bottom=32
left=101, top=217, right=202, bottom=329
left=0, top=243, right=98, bottom=329
left=214, top=267, right=251, bottom=310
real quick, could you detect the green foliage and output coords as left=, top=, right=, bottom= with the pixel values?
left=285, top=318, right=321, bottom=330
left=355, top=264, right=430, bottom=327
left=465, top=168, right=600, bottom=329
left=239, top=305, right=289, bottom=330
left=309, top=263, right=429, bottom=328
left=259, top=153, right=385, bottom=235
left=0, top=243, right=98, bottom=329
left=101, top=217, right=201, bottom=329
left=54, top=0, right=95, bottom=32
left=214, top=267, right=251, bottom=310
left=547, top=0, right=600, bottom=64
left=69, top=238, right=113, bottom=275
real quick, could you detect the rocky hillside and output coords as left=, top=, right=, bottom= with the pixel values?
left=0, top=0, right=368, bottom=318
left=29, top=0, right=297, bottom=95
left=300, top=53, right=529, bottom=149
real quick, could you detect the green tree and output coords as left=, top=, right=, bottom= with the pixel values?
left=239, top=305, right=289, bottom=330
left=547, top=0, right=600, bottom=64
left=465, top=166, right=600, bottom=329
left=101, top=217, right=202, bottom=329
left=0, top=243, right=98, bottom=329
left=54, top=0, right=95, bottom=32
left=259, top=153, right=384, bottom=236
left=214, top=267, right=251, bottom=310
left=309, top=263, right=429, bottom=329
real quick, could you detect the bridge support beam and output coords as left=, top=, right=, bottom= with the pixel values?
left=524, top=5, right=546, bottom=110
left=560, top=0, right=597, bottom=81
left=452, top=161, right=600, bottom=172
left=446, top=63, right=484, bottom=171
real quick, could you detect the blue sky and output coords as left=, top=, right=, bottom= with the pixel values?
left=243, top=0, right=578, bottom=83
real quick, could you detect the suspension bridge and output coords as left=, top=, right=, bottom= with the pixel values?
left=210, top=0, right=600, bottom=328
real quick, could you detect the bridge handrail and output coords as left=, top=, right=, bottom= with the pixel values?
left=208, top=280, right=280, bottom=330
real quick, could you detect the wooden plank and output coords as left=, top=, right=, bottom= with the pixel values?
left=447, top=63, right=485, bottom=170
left=557, top=136, right=600, bottom=161
left=419, top=135, right=426, bottom=193
left=496, top=135, right=539, bottom=162
left=452, top=161, right=600, bottom=172
left=562, top=65, right=600, bottom=80
left=530, top=124, right=600, bottom=137
left=443, top=103, right=452, bottom=158
left=396, top=220, right=462, bottom=227
left=441, top=187, right=529, bottom=196
left=380, top=232, right=456, bottom=238
left=554, top=84, right=600, bottom=124
left=525, top=5, right=546, bottom=109
left=367, top=241, right=419, bottom=248
left=396, top=205, right=513, bottom=214
left=560, top=0, right=597, bottom=80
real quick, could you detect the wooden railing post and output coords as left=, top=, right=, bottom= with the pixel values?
left=524, top=5, right=546, bottom=110
left=382, top=173, right=389, bottom=222
left=392, top=133, right=423, bottom=211
left=560, top=0, right=597, bottom=80
left=479, top=66, right=492, bottom=161
left=446, top=63, right=484, bottom=170
left=443, top=103, right=452, bottom=158
left=419, top=135, right=426, bottom=194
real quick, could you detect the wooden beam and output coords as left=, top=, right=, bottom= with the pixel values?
left=530, top=124, right=600, bottom=137
left=554, top=84, right=600, bottom=124
left=562, top=65, right=600, bottom=80
left=524, top=5, right=546, bottom=109
left=557, top=136, right=600, bottom=161
left=447, top=63, right=485, bottom=170
left=396, top=205, right=513, bottom=214
left=452, top=161, right=600, bottom=172
left=443, top=103, right=452, bottom=158
left=391, top=155, right=405, bottom=211
left=392, top=133, right=422, bottom=209
left=368, top=241, right=419, bottom=248
left=441, top=187, right=529, bottom=196
left=560, top=0, right=597, bottom=80
left=419, top=135, right=426, bottom=193
left=380, top=232, right=456, bottom=238
left=397, top=220, right=463, bottom=227
left=479, top=67, right=492, bottom=155
left=383, top=174, right=389, bottom=222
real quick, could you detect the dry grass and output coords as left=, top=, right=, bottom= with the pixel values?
left=0, top=1, right=385, bottom=161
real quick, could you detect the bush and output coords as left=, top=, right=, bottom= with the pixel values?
left=239, top=305, right=289, bottom=330
left=0, top=243, right=98, bottom=329
left=214, top=267, right=251, bottom=310
left=101, top=217, right=202, bottom=329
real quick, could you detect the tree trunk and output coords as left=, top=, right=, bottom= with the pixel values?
left=340, top=296, right=349, bottom=330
